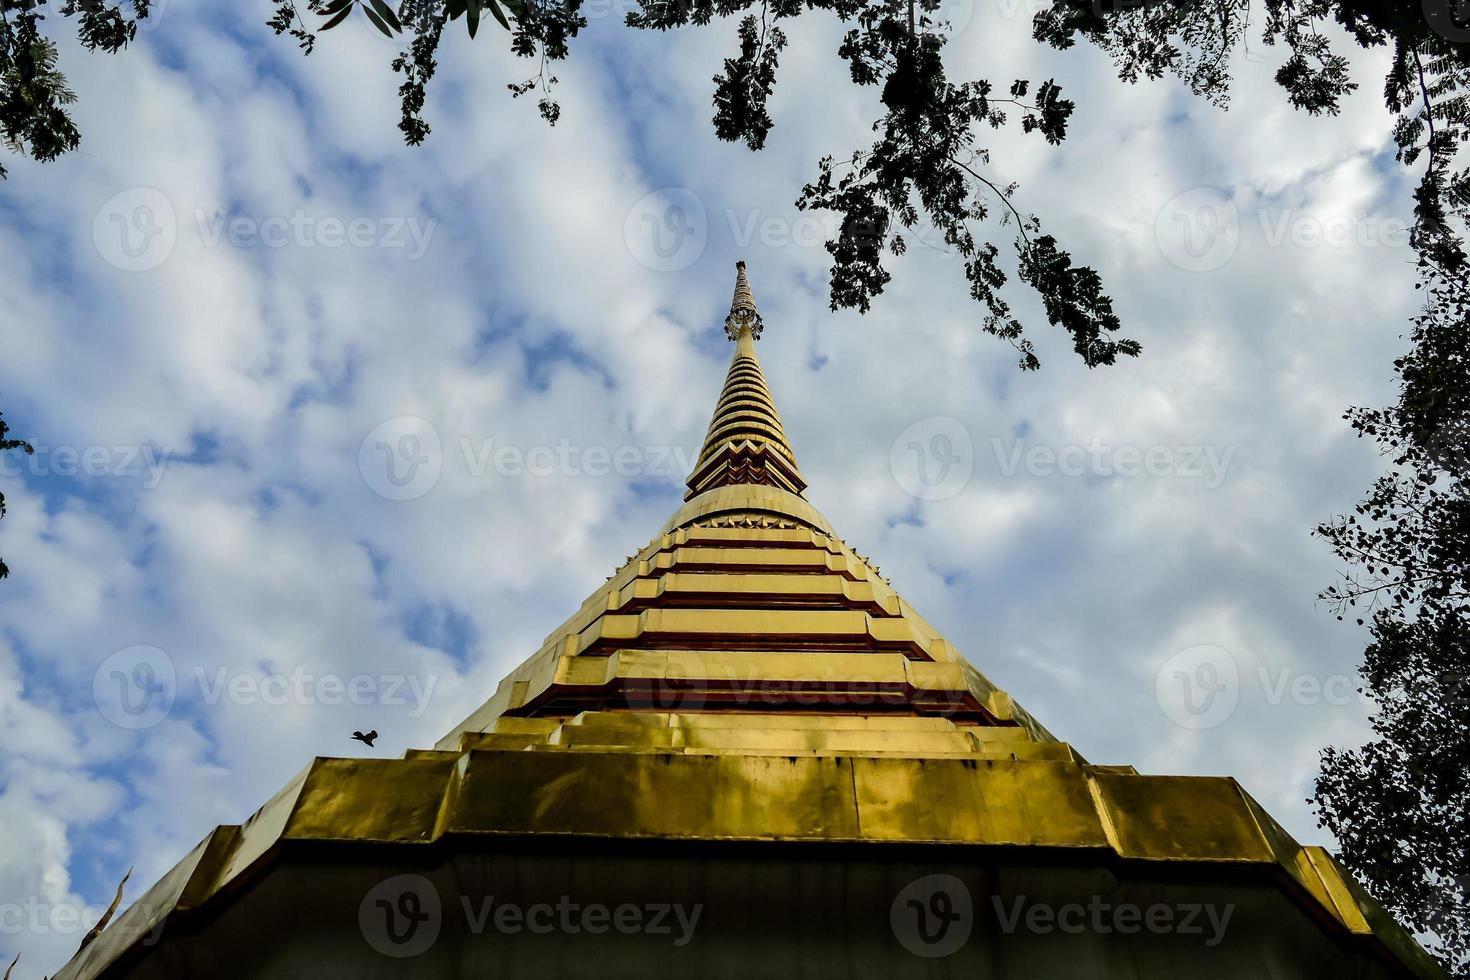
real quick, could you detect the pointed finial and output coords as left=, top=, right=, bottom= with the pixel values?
left=724, top=260, right=763, bottom=341
left=686, top=260, right=806, bottom=499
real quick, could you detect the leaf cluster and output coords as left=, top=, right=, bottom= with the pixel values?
left=1313, top=256, right=1470, bottom=975
left=0, top=401, right=33, bottom=580
left=275, top=0, right=1138, bottom=369
left=1, top=0, right=150, bottom=179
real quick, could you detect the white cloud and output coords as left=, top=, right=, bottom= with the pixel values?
left=0, top=6, right=1424, bottom=977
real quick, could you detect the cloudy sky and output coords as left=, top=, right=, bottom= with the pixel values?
left=0, top=2, right=1422, bottom=974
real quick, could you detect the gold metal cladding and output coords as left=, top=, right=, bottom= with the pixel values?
left=725, top=259, right=763, bottom=340
left=456, top=711, right=1076, bottom=761
left=517, top=653, right=1004, bottom=723
left=53, top=747, right=1446, bottom=980
left=604, top=572, right=902, bottom=615
left=663, top=485, right=832, bottom=533
left=571, top=608, right=950, bottom=657
left=432, top=494, right=1065, bottom=746
left=688, top=263, right=805, bottom=498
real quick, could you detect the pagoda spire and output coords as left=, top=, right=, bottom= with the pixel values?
left=684, top=261, right=808, bottom=500
left=725, top=259, right=763, bottom=340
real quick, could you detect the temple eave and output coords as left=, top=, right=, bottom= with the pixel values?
left=53, top=747, right=1444, bottom=980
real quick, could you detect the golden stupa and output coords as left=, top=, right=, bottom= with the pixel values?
left=58, top=263, right=1440, bottom=979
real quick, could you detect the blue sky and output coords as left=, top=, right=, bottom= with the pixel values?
left=0, top=3, right=1426, bottom=975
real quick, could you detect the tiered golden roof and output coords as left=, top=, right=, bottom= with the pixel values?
left=682, top=261, right=807, bottom=499
left=56, top=262, right=1442, bottom=980
left=438, top=258, right=1050, bottom=747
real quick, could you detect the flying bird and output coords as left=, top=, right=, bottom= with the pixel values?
left=351, top=730, right=378, bottom=747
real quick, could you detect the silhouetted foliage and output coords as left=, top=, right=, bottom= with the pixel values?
left=0, top=402, right=33, bottom=581
left=7, top=2, right=1470, bottom=365
left=265, top=0, right=1135, bottom=371
left=1312, top=257, right=1470, bottom=976
left=0, top=0, right=151, bottom=180
left=1036, top=0, right=1470, bottom=265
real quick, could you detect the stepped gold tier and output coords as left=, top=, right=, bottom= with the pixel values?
left=58, top=263, right=1442, bottom=979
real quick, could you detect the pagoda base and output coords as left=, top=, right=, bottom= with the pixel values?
left=54, top=742, right=1441, bottom=979
left=72, top=839, right=1415, bottom=979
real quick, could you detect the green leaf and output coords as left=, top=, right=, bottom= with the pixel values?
left=446, top=0, right=466, bottom=18
left=483, top=0, right=510, bottom=30
left=466, top=0, right=480, bottom=38
left=320, top=3, right=354, bottom=30
left=362, top=4, right=393, bottom=36
left=368, top=0, right=402, bottom=32
left=321, top=0, right=354, bottom=14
